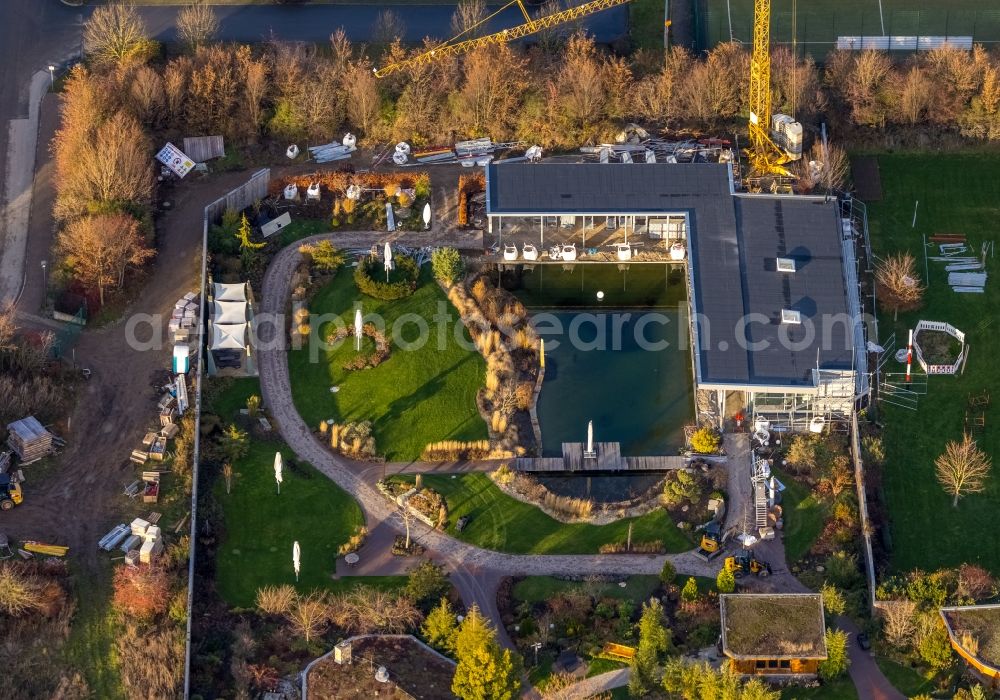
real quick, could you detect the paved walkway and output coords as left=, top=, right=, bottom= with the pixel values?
left=255, top=233, right=902, bottom=700
left=255, top=236, right=732, bottom=616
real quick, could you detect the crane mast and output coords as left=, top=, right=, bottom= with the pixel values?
left=747, top=0, right=792, bottom=177
left=374, top=0, right=631, bottom=78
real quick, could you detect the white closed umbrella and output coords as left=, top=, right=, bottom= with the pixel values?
left=293, top=540, right=301, bottom=581
left=422, top=203, right=431, bottom=230
left=354, top=308, right=363, bottom=352
left=384, top=242, right=393, bottom=282
left=274, top=452, right=283, bottom=494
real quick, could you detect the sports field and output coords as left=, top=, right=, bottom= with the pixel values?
left=866, top=153, right=1000, bottom=575
left=701, top=0, right=1000, bottom=55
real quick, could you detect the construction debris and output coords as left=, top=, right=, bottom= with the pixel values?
left=387, top=138, right=524, bottom=167
left=6, top=416, right=54, bottom=464
left=99, top=524, right=131, bottom=551
left=928, top=235, right=990, bottom=293
left=23, top=541, right=68, bottom=557
left=308, top=134, right=357, bottom=163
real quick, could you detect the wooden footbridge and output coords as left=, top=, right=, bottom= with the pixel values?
left=514, top=441, right=687, bottom=473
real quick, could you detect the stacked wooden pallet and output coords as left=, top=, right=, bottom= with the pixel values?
left=6, top=416, right=53, bottom=463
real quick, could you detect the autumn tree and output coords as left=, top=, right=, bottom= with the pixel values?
left=83, top=1, right=150, bottom=68
left=875, top=252, right=924, bottom=319
left=452, top=43, right=527, bottom=139
left=422, top=597, right=458, bottom=653
left=547, top=34, right=608, bottom=145
left=634, top=47, right=692, bottom=124
left=112, top=564, right=169, bottom=620
left=127, top=64, right=166, bottom=129
left=236, top=45, right=270, bottom=142
left=343, top=57, right=382, bottom=138
left=57, top=213, right=154, bottom=306
left=54, top=110, right=154, bottom=220
left=452, top=605, right=522, bottom=700
left=177, top=1, right=219, bottom=51
left=935, top=434, right=992, bottom=507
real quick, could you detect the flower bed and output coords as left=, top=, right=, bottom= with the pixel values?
left=327, top=323, right=391, bottom=370
left=354, top=254, right=419, bottom=300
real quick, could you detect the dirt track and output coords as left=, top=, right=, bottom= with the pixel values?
left=6, top=171, right=252, bottom=567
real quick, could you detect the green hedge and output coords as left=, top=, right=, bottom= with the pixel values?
left=354, top=254, right=419, bottom=300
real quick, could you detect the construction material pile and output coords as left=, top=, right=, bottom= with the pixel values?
left=308, top=133, right=357, bottom=164
left=580, top=137, right=736, bottom=165
left=169, top=292, right=199, bottom=341
left=5, top=416, right=53, bottom=464
left=928, top=234, right=992, bottom=293
left=379, top=138, right=525, bottom=167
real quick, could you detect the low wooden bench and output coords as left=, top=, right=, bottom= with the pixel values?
left=599, top=642, right=636, bottom=662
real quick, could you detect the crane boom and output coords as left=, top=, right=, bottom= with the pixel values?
left=747, top=0, right=791, bottom=177
left=374, top=0, right=632, bottom=78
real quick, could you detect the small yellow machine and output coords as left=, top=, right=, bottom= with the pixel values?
left=0, top=474, right=23, bottom=511
left=724, top=549, right=771, bottom=578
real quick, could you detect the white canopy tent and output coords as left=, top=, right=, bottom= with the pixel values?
left=211, top=323, right=248, bottom=350
left=213, top=300, right=248, bottom=325
left=213, top=282, right=247, bottom=303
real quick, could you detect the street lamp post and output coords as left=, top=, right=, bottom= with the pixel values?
left=40, top=260, right=47, bottom=291
left=47, top=65, right=55, bottom=89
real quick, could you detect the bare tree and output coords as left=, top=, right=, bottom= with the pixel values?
left=57, top=213, right=155, bottom=306
left=936, top=434, right=992, bottom=507
left=177, top=1, right=219, bottom=50
left=285, top=592, right=329, bottom=642
left=895, top=64, right=931, bottom=126
left=329, top=587, right=422, bottom=634
left=844, top=50, right=893, bottom=127
left=83, top=1, right=149, bottom=68
left=452, top=43, right=527, bottom=138
left=255, top=585, right=297, bottom=616
left=222, top=463, right=234, bottom=494
left=879, top=599, right=916, bottom=647
left=874, top=252, right=924, bottom=320
left=127, top=64, right=166, bottom=128
left=372, top=10, right=406, bottom=45
left=450, top=0, right=487, bottom=39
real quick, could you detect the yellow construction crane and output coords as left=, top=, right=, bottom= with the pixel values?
left=747, top=0, right=792, bottom=177
left=374, top=0, right=631, bottom=78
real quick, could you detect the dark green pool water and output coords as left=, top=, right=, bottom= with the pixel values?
left=496, top=263, right=694, bottom=459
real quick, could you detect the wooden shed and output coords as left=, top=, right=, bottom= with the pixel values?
left=6, top=416, right=54, bottom=463
left=720, top=593, right=827, bottom=677
left=940, top=604, right=1000, bottom=683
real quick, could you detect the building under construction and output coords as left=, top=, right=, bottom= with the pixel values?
left=485, top=160, right=869, bottom=431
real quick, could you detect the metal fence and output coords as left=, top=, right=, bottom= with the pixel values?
left=850, top=413, right=878, bottom=610
left=184, top=168, right=271, bottom=699
left=203, top=167, right=271, bottom=225
left=697, top=3, right=1000, bottom=56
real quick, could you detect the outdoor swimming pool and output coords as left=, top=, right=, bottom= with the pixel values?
left=495, top=263, right=694, bottom=459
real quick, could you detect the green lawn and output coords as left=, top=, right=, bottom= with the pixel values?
left=875, top=657, right=934, bottom=697
left=214, top=441, right=366, bottom=607
left=701, top=0, right=1000, bottom=54
left=781, top=676, right=858, bottom=700
left=205, top=377, right=261, bottom=420
left=289, top=265, right=487, bottom=461
left=63, top=559, right=123, bottom=699
left=776, top=468, right=826, bottom=564
left=513, top=574, right=663, bottom=604
left=389, top=473, right=692, bottom=554
left=866, top=154, right=1000, bottom=574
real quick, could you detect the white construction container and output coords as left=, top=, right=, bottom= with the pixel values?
left=130, top=518, right=150, bottom=537
left=771, top=114, right=803, bottom=160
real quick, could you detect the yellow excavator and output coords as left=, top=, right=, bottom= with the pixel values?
left=0, top=474, right=23, bottom=511
left=724, top=549, right=771, bottom=578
